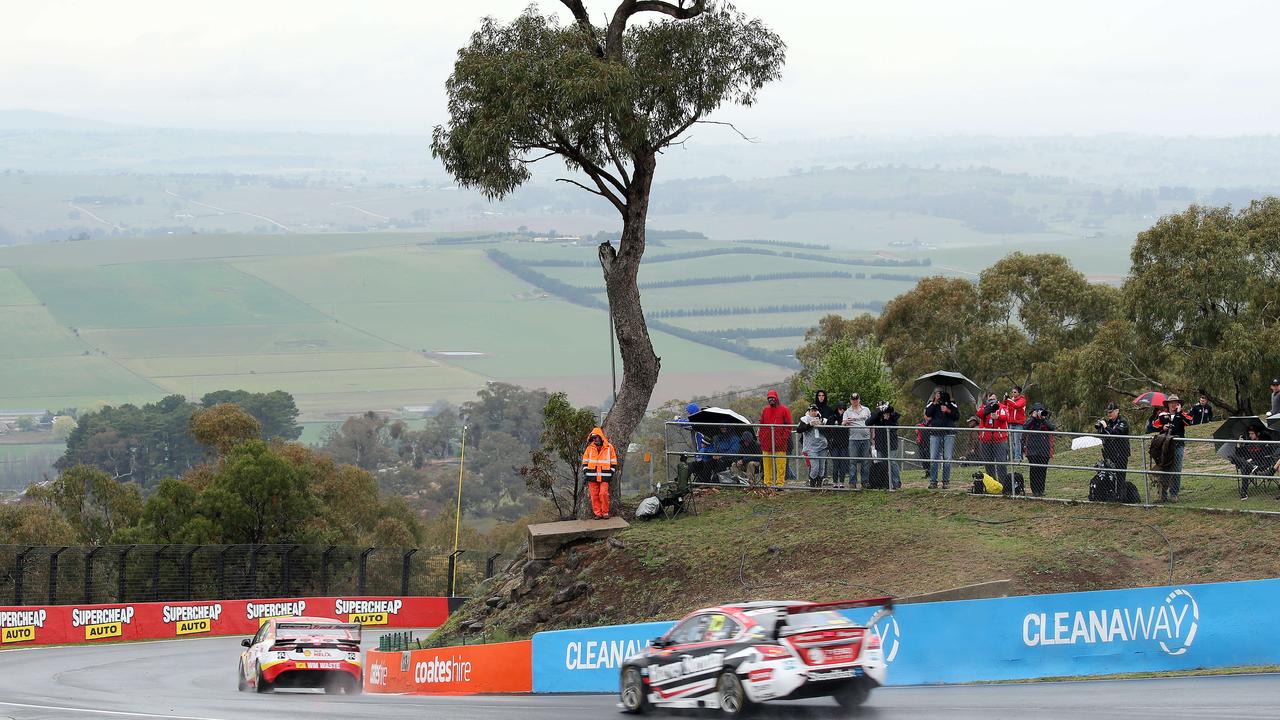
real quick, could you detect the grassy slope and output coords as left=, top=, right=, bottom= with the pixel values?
left=438, top=487, right=1280, bottom=644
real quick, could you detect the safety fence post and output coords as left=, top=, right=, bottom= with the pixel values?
left=151, top=545, right=170, bottom=602
left=320, top=546, right=336, bottom=596
left=117, top=545, right=135, bottom=603
left=358, top=547, right=374, bottom=596
left=446, top=549, right=465, bottom=598
left=83, top=546, right=103, bottom=604
left=48, top=546, right=68, bottom=605
left=485, top=552, right=502, bottom=580
left=401, top=548, right=418, bottom=597
left=282, top=545, right=298, bottom=597
left=183, top=546, right=200, bottom=601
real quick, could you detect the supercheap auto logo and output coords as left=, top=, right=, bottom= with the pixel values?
left=72, top=606, right=135, bottom=640
left=1022, top=587, right=1199, bottom=656
left=246, top=600, right=306, bottom=626
left=162, top=603, right=223, bottom=636
left=335, top=598, right=402, bottom=626
left=0, top=609, right=47, bottom=644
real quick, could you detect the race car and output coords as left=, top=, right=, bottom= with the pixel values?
left=618, top=597, right=892, bottom=716
left=237, top=616, right=363, bottom=694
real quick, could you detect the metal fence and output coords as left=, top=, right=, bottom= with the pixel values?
left=0, top=544, right=505, bottom=606
left=664, top=421, right=1280, bottom=506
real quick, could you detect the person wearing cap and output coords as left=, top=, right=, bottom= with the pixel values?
left=1097, top=402, right=1132, bottom=484
left=1005, top=386, right=1028, bottom=465
left=758, top=390, right=792, bottom=487
left=924, top=390, right=959, bottom=489
left=1022, top=403, right=1055, bottom=496
left=842, top=393, right=872, bottom=489
left=1152, top=395, right=1193, bottom=501
left=1270, top=378, right=1280, bottom=417
left=976, top=392, right=1012, bottom=490
left=869, top=400, right=903, bottom=490
left=1188, top=395, right=1213, bottom=425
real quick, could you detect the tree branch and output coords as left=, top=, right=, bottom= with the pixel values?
left=695, top=119, right=760, bottom=143
left=558, top=0, right=604, bottom=56
left=549, top=131, right=629, bottom=197
left=606, top=0, right=706, bottom=59
left=633, top=0, right=707, bottom=19
left=557, top=177, right=626, bottom=214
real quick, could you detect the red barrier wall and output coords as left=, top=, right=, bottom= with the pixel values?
left=0, top=596, right=449, bottom=646
left=364, top=641, right=532, bottom=695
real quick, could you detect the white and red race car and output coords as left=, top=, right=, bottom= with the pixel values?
left=619, top=597, right=892, bottom=716
left=237, top=617, right=363, bottom=694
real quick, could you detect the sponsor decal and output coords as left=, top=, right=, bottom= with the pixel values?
left=869, top=616, right=901, bottom=663
left=162, top=603, right=223, bottom=636
left=72, top=606, right=135, bottom=641
left=564, top=638, right=648, bottom=671
left=369, top=661, right=389, bottom=686
left=414, top=656, right=473, bottom=684
left=0, top=609, right=46, bottom=644
left=1021, top=588, right=1199, bottom=657
left=246, top=600, right=306, bottom=626
left=298, top=662, right=342, bottom=670
left=649, top=653, right=724, bottom=684
left=335, top=599, right=402, bottom=626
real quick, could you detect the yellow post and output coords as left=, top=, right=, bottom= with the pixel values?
left=452, top=424, right=467, bottom=593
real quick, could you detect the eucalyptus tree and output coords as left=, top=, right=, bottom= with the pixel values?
left=433, top=1, right=785, bottom=497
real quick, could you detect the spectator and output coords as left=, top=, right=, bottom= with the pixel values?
left=1097, top=402, right=1132, bottom=484
left=758, top=389, right=792, bottom=487
left=976, top=392, right=1012, bottom=490
left=733, top=430, right=762, bottom=484
left=829, top=401, right=851, bottom=487
left=916, top=414, right=932, bottom=479
left=1144, top=407, right=1160, bottom=433
left=699, top=425, right=740, bottom=483
left=1271, top=378, right=1280, bottom=417
left=1152, top=395, right=1193, bottom=502
left=814, top=390, right=840, bottom=483
left=1006, top=386, right=1027, bottom=465
left=581, top=426, right=618, bottom=519
left=1189, top=395, right=1213, bottom=425
left=1230, top=427, right=1275, bottom=500
left=1022, top=403, right=1055, bottom=497
left=796, top=404, right=830, bottom=488
left=1148, top=421, right=1178, bottom=502
left=924, top=390, right=959, bottom=488
left=869, top=401, right=903, bottom=490
left=842, top=393, right=872, bottom=489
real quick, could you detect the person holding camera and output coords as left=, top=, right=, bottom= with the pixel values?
left=1151, top=395, right=1193, bottom=501
left=1096, top=402, right=1131, bottom=483
left=976, top=392, right=1012, bottom=489
left=924, top=390, right=959, bottom=488
left=796, top=404, right=830, bottom=488
left=869, top=400, right=903, bottom=490
left=1005, top=386, right=1027, bottom=464
left=842, top=393, right=872, bottom=489
left=1022, top=403, right=1055, bottom=496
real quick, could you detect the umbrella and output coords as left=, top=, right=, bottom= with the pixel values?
left=1071, top=436, right=1103, bottom=451
left=910, top=371, right=982, bottom=406
left=687, top=407, right=751, bottom=426
left=1132, top=391, right=1166, bottom=408
left=1213, top=416, right=1275, bottom=452
left=1269, top=414, right=1280, bottom=434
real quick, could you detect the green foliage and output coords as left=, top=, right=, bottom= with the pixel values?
left=25, top=464, right=143, bottom=544
left=320, top=411, right=397, bottom=471
left=808, top=341, right=898, bottom=408
left=189, top=403, right=261, bottom=456
left=521, top=392, right=599, bottom=520
left=200, top=390, right=302, bottom=441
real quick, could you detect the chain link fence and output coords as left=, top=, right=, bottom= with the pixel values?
left=664, top=421, right=1280, bottom=508
left=0, top=544, right=505, bottom=606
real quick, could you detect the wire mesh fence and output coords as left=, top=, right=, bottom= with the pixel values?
left=0, top=544, right=504, bottom=606
left=664, top=421, right=1280, bottom=508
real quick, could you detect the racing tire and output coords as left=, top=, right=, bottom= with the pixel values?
left=347, top=675, right=363, bottom=695
left=237, top=661, right=248, bottom=692
left=619, top=666, right=648, bottom=714
left=715, top=671, right=752, bottom=717
left=833, top=679, right=871, bottom=709
left=255, top=662, right=273, bottom=694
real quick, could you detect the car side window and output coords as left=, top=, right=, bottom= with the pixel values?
left=668, top=614, right=711, bottom=645
left=705, top=614, right=741, bottom=642
left=252, top=623, right=269, bottom=647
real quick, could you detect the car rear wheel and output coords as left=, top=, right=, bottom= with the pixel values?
left=833, top=679, right=871, bottom=709
left=236, top=660, right=248, bottom=692
left=255, top=662, right=272, bottom=693
left=619, top=666, right=648, bottom=714
left=716, top=671, right=751, bottom=717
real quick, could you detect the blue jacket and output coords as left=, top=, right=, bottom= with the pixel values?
left=707, top=431, right=740, bottom=456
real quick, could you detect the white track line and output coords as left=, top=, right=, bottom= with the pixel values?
left=0, top=700, right=226, bottom=720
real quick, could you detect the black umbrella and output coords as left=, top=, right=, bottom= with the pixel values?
left=1213, top=416, right=1275, bottom=453
left=687, top=407, right=752, bottom=426
left=910, top=371, right=982, bottom=407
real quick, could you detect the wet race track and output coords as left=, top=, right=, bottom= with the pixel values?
left=0, top=634, right=1277, bottom=719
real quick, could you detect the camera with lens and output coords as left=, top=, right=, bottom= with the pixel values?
left=1094, top=418, right=1107, bottom=431
left=983, top=400, right=1000, bottom=415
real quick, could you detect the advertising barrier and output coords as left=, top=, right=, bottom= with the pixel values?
left=0, top=595, right=449, bottom=646
left=364, top=640, right=532, bottom=694
left=530, top=578, right=1280, bottom=692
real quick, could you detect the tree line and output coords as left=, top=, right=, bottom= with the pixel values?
left=648, top=302, right=855, bottom=318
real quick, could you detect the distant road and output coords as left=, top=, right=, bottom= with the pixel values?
left=164, top=189, right=293, bottom=232
left=67, top=201, right=123, bottom=231
left=0, top=634, right=1277, bottom=719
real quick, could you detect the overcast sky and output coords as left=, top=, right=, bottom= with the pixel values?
left=4, top=0, right=1277, bottom=137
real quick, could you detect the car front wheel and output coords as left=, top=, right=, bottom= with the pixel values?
left=237, top=660, right=248, bottom=692
left=619, top=666, right=648, bottom=714
left=716, top=671, right=751, bottom=717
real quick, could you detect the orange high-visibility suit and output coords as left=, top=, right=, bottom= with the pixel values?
left=581, top=426, right=618, bottom=519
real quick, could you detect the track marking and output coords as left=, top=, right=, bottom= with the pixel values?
left=0, top=700, right=226, bottom=720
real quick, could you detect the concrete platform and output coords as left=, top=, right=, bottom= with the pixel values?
left=527, top=517, right=630, bottom=560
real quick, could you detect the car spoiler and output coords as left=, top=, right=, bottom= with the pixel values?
left=777, top=597, right=895, bottom=634
left=276, top=622, right=363, bottom=637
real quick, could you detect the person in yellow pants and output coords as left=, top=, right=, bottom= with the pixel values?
left=758, top=389, right=792, bottom=487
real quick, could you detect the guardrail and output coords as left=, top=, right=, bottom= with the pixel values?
left=664, top=420, right=1280, bottom=505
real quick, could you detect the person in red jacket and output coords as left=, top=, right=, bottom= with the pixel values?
left=581, top=426, right=617, bottom=519
left=976, top=392, right=1011, bottom=490
left=758, top=389, right=793, bottom=487
left=1005, top=386, right=1027, bottom=465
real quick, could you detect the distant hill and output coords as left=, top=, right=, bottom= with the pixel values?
left=0, top=109, right=126, bottom=132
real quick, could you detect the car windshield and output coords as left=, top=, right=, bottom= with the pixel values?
left=275, top=624, right=358, bottom=641
left=746, top=608, right=853, bottom=636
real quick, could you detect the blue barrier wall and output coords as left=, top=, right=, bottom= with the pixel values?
left=531, top=578, right=1280, bottom=693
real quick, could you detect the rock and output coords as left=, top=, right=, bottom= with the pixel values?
left=467, top=621, right=485, bottom=633
left=524, top=559, right=549, bottom=580
left=527, top=518, right=630, bottom=560
left=533, top=609, right=550, bottom=624
left=484, top=596, right=502, bottom=608
left=553, top=580, right=590, bottom=605
left=457, top=620, right=472, bottom=632
left=608, top=536, right=627, bottom=550
left=767, top=545, right=782, bottom=554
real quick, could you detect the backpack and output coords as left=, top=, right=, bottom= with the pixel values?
left=1088, top=461, right=1120, bottom=501
left=972, top=472, right=1003, bottom=495
left=1120, top=481, right=1141, bottom=504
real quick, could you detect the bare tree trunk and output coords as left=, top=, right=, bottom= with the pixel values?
left=599, top=153, right=661, bottom=504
